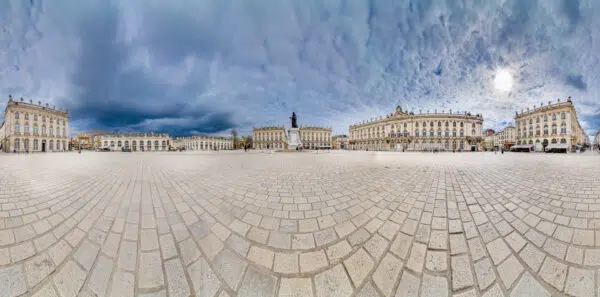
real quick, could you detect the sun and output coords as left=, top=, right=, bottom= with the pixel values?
left=494, top=69, right=514, bottom=92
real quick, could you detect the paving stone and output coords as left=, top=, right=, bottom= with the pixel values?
left=274, top=252, right=299, bottom=274
left=486, top=238, right=511, bottom=265
left=451, top=255, right=474, bottom=291
left=425, top=250, right=448, bottom=272
left=564, top=267, right=594, bottom=297
left=24, top=252, right=56, bottom=288
left=421, top=273, right=448, bottom=297
left=538, top=257, right=567, bottom=291
left=343, top=248, right=374, bottom=287
left=0, top=265, right=27, bottom=297
left=314, top=264, right=353, bottom=297
left=53, top=260, right=86, bottom=297
left=496, top=255, right=523, bottom=289
left=138, top=251, right=165, bottom=289
left=473, top=258, right=495, bottom=290
left=300, top=250, right=328, bottom=273
left=510, top=272, right=550, bottom=297
left=164, top=259, right=191, bottom=297
left=248, top=245, right=275, bottom=269
left=372, top=253, right=403, bottom=296
left=395, top=270, right=420, bottom=297
left=406, top=242, right=427, bottom=273
left=278, top=278, right=313, bottom=297
left=213, top=249, right=248, bottom=290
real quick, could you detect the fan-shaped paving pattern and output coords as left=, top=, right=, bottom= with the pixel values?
left=0, top=151, right=599, bottom=297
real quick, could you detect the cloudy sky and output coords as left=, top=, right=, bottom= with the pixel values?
left=1, top=0, right=599, bottom=138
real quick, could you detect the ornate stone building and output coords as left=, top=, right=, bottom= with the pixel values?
left=99, top=133, right=171, bottom=151
left=332, top=135, right=348, bottom=149
left=484, top=126, right=516, bottom=151
left=515, top=97, right=587, bottom=151
left=0, top=95, right=69, bottom=152
left=252, top=127, right=287, bottom=149
left=177, top=136, right=233, bottom=151
left=300, top=126, right=332, bottom=149
left=595, top=131, right=600, bottom=149
left=349, top=105, right=484, bottom=151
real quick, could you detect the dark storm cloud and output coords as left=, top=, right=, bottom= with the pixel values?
left=565, top=75, right=588, bottom=91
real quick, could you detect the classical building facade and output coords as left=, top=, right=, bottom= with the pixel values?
left=595, top=131, right=600, bottom=149
left=100, top=133, right=171, bottom=151
left=484, top=126, right=516, bottom=151
left=515, top=97, right=587, bottom=150
left=349, top=106, right=484, bottom=151
left=0, top=95, right=69, bottom=152
left=332, top=135, right=348, bottom=149
left=253, top=127, right=287, bottom=149
left=299, top=126, right=332, bottom=149
left=177, top=136, right=233, bottom=151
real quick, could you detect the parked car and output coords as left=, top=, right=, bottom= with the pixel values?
left=121, top=147, right=132, bottom=152
left=100, top=148, right=110, bottom=152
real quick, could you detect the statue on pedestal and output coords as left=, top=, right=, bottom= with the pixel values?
left=290, top=112, right=298, bottom=128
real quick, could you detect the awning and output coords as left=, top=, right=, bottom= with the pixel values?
left=545, top=144, right=569, bottom=150
left=511, top=145, right=534, bottom=149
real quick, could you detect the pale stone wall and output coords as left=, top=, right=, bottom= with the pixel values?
left=1, top=97, right=69, bottom=153
left=253, top=127, right=286, bottom=149
left=349, top=106, right=484, bottom=151
left=178, top=136, right=233, bottom=151
left=100, top=134, right=171, bottom=151
left=515, top=99, right=586, bottom=150
left=299, top=127, right=332, bottom=149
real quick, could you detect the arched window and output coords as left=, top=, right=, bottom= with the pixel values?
left=56, top=141, right=60, bottom=150
left=24, top=113, right=29, bottom=120
left=551, top=124, right=557, bottom=135
left=552, top=114, right=557, bottom=121
left=118, top=141, right=122, bottom=147
left=14, top=122, right=20, bottom=133
left=460, top=130, right=464, bottom=137
left=445, top=122, right=449, bottom=127
left=453, top=129, right=457, bottom=137
left=147, top=140, right=152, bottom=150
left=154, top=141, right=159, bottom=150
left=422, top=129, right=426, bottom=137
left=560, top=123, right=567, bottom=134
left=437, top=130, right=441, bottom=137
left=24, top=123, right=29, bottom=134
left=415, top=129, right=419, bottom=137
left=561, top=112, right=566, bottom=119
left=471, top=129, right=475, bottom=135
left=104, top=141, right=108, bottom=147
left=33, top=139, right=38, bottom=150
left=560, top=138, right=567, bottom=144
left=162, top=140, right=166, bottom=150
left=110, top=141, right=115, bottom=147
left=124, top=141, right=129, bottom=148
left=544, top=115, right=548, bottom=122
left=429, top=129, right=434, bottom=137
left=529, top=119, right=532, bottom=124
left=551, top=139, right=557, bottom=144
left=543, top=125, right=548, bottom=136
left=15, top=112, right=19, bottom=119
left=62, top=128, right=65, bottom=137
left=453, top=122, right=456, bottom=127
left=403, top=123, right=407, bottom=128
left=460, top=122, right=464, bottom=128
left=438, top=122, right=442, bottom=127
left=430, top=122, right=434, bottom=127
left=49, top=140, right=53, bottom=151
left=445, top=130, right=449, bottom=137
left=15, top=138, right=20, bottom=150
left=536, top=117, right=540, bottom=123
left=50, top=126, right=54, bottom=136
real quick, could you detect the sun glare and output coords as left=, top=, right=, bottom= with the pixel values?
left=494, top=69, right=513, bottom=92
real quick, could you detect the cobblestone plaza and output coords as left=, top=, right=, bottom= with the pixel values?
left=0, top=151, right=599, bottom=297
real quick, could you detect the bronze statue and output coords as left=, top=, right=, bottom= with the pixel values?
left=290, top=112, right=298, bottom=128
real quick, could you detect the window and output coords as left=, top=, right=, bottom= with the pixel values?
left=24, top=123, right=29, bottom=134
left=460, top=130, right=464, bottom=137
left=14, top=123, right=20, bottom=133
left=561, top=112, right=566, bottom=119
left=33, top=125, right=38, bottom=135
left=438, top=122, right=442, bottom=127
left=430, top=122, right=434, bottom=127
left=415, top=129, right=419, bottom=137
left=34, top=139, right=38, bottom=150
left=529, top=119, right=532, bottom=124
left=460, top=122, right=464, bottom=128
left=25, top=113, right=29, bottom=120
left=561, top=123, right=567, bottom=134
left=125, top=141, right=129, bottom=148
left=472, top=123, right=475, bottom=128
left=154, top=141, right=159, bottom=150
left=118, top=141, right=122, bottom=147
left=560, top=138, right=567, bottom=144
left=62, top=128, right=66, bottom=137
left=111, top=141, right=115, bottom=147
left=543, top=125, right=548, bottom=136
left=422, top=129, right=426, bottom=137
left=536, top=117, right=540, bottom=123
left=15, top=112, right=19, bottom=119
left=445, top=130, right=449, bottom=137
left=552, top=114, right=556, bottom=121
left=104, top=141, right=108, bottom=147
left=15, top=138, right=20, bottom=150
left=437, top=131, right=441, bottom=137
left=472, top=129, right=476, bottom=136
left=50, top=126, right=54, bottom=136
left=430, top=130, right=434, bottom=137
left=34, top=115, right=38, bottom=121
left=445, top=122, right=449, bottom=127
left=552, top=124, right=557, bottom=135
left=42, top=125, right=46, bottom=136
left=453, top=130, right=457, bottom=137
left=544, top=115, right=548, bottom=122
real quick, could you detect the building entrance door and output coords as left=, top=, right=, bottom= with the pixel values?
left=42, top=141, right=46, bottom=152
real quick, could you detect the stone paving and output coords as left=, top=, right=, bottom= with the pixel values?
left=0, top=150, right=599, bottom=297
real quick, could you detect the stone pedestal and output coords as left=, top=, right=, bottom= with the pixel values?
left=287, top=128, right=302, bottom=149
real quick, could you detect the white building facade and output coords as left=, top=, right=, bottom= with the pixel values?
left=515, top=97, right=587, bottom=151
left=349, top=106, right=484, bottom=151
left=100, top=133, right=171, bottom=151
left=1, top=95, right=69, bottom=153
left=178, top=136, right=233, bottom=151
